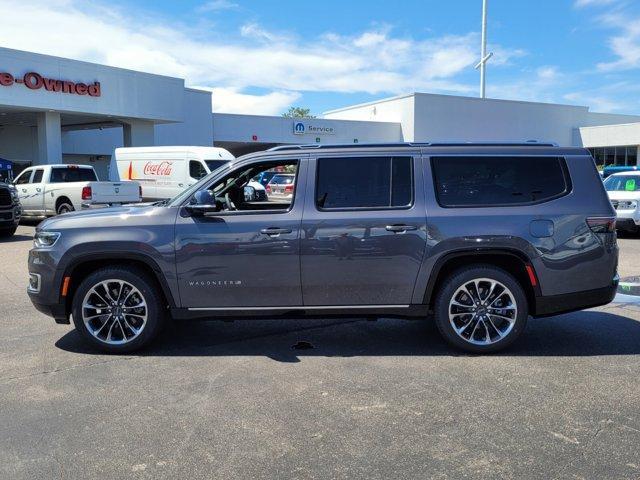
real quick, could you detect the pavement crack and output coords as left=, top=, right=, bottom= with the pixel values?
left=0, top=356, right=138, bottom=383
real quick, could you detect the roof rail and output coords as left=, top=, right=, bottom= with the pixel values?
left=266, top=141, right=558, bottom=152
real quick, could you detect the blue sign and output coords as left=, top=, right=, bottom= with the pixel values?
left=0, top=158, right=12, bottom=171
left=293, top=122, right=305, bottom=135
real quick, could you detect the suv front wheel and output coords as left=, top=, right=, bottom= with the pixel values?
left=434, top=265, right=528, bottom=353
left=71, top=266, right=165, bottom=353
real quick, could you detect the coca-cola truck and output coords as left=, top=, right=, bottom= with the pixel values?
left=110, top=146, right=257, bottom=201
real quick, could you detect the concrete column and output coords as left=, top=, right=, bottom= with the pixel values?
left=35, top=112, right=62, bottom=165
left=122, top=120, right=155, bottom=147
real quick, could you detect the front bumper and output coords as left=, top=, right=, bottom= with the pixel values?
left=27, top=247, right=70, bottom=324
left=533, top=275, right=619, bottom=317
left=0, top=205, right=21, bottom=227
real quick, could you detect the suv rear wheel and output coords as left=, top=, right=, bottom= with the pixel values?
left=434, top=265, right=528, bottom=353
left=71, top=266, right=165, bottom=353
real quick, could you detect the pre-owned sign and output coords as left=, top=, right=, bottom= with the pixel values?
left=0, top=71, right=101, bottom=97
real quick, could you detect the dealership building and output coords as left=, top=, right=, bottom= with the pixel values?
left=2, top=46, right=640, bottom=180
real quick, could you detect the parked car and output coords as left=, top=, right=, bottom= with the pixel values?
left=0, top=181, right=21, bottom=237
left=28, top=142, right=618, bottom=354
left=254, top=171, right=277, bottom=187
left=111, top=146, right=266, bottom=202
left=13, top=165, right=141, bottom=217
left=602, top=165, right=639, bottom=179
left=604, top=171, right=640, bottom=233
left=266, top=173, right=295, bottom=200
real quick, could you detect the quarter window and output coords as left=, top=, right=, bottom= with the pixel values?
left=316, top=156, right=413, bottom=209
left=431, top=156, right=570, bottom=207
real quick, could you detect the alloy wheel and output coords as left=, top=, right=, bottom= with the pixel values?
left=448, top=277, right=517, bottom=346
left=81, top=279, right=148, bottom=345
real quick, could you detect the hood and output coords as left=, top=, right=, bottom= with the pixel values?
left=607, top=190, right=640, bottom=201
left=38, top=204, right=167, bottom=231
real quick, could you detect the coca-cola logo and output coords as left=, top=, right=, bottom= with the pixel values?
left=143, top=162, right=173, bottom=176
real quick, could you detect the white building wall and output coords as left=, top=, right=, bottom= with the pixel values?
left=323, top=95, right=415, bottom=141
left=0, top=47, right=185, bottom=122
left=0, top=125, right=36, bottom=163
left=578, top=123, right=640, bottom=147
left=213, top=113, right=403, bottom=145
left=325, top=93, right=640, bottom=147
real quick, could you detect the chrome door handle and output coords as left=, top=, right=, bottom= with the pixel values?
left=21, top=188, right=27, bottom=193
left=36, top=188, right=42, bottom=192
left=386, top=224, right=417, bottom=233
left=260, top=227, right=292, bottom=236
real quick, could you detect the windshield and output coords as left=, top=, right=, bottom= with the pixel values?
left=205, top=160, right=231, bottom=173
left=604, top=175, right=640, bottom=192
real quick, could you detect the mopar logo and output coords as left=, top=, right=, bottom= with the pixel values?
left=293, top=122, right=306, bottom=135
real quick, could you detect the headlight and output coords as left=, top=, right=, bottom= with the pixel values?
left=34, top=231, right=61, bottom=248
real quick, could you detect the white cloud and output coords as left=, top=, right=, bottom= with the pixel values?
left=596, top=14, right=640, bottom=70
left=198, top=0, right=239, bottom=12
left=198, top=87, right=301, bottom=114
left=0, top=0, right=526, bottom=113
left=574, top=0, right=618, bottom=8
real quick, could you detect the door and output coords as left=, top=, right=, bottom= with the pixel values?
left=23, top=168, right=45, bottom=213
left=300, top=154, right=427, bottom=306
left=174, top=156, right=307, bottom=309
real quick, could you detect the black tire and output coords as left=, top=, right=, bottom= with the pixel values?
left=56, top=200, right=74, bottom=215
left=71, top=266, right=165, bottom=353
left=434, top=265, right=528, bottom=353
left=0, top=226, right=17, bottom=237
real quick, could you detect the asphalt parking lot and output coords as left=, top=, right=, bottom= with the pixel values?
left=1, top=225, right=640, bottom=479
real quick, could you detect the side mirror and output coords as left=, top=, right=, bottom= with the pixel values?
left=185, top=190, right=219, bottom=216
left=244, top=185, right=257, bottom=201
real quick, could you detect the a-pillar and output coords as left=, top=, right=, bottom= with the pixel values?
left=35, top=111, right=62, bottom=165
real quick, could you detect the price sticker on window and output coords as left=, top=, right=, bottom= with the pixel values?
left=625, top=179, right=636, bottom=191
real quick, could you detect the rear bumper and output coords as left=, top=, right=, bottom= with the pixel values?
left=533, top=277, right=619, bottom=317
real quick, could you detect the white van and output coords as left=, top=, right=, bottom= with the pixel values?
left=111, top=146, right=242, bottom=201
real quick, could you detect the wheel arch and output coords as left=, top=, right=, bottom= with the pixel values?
left=61, top=252, right=177, bottom=316
left=422, top=249, right=539, bottom=313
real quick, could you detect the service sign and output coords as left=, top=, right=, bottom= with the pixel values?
left=293, top=121, right=335, bottom=136
left=0, top=70, right=101, bottom=97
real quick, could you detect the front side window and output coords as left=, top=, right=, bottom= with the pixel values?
left=604, top=175, right=640, bottom=192
left=14, top=170, right=32, bottom=185
left=50, top=167, right=97, bottom=183
left=190, top=160, right=298, bottom=213
left=431, top=156, right=570, bottom=207
left=315, top=156, right=413, bottom=209
left=189, top=161, right=208, bottom=180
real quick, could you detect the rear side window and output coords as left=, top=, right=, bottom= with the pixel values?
left=316, top=156, right=413, bottom=209
left=31, top=169, right=44, bottom=183
left=50, top=167, right=98, bottom=183
left=431, top=156, right=570, bottom=207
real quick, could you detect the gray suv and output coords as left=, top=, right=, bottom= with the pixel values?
left=27, top=143, right=619, bottom=353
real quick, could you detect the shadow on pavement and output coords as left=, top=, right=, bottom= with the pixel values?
left=55, top=309, right=640, bottom=362
left=0, top=234, right=33, bottom=243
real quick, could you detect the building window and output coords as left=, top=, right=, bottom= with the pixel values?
left=588, top=145, right=638, bottom=167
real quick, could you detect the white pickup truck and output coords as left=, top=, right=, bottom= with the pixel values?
left=13, top=164, right=141, bottom=217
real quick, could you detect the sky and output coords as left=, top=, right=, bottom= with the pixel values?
left=0, top=0, right=639, bottom=116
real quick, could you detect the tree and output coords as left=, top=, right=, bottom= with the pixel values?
left=282, top=107, right=315, bottom=118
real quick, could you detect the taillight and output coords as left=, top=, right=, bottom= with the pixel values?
left=285, top=184, right=294, bottom=193
left=266, top=185, right=271, bottom=193
left=81, top=186, right=92, bottom=200
left=587, top=216, right=616, bottom=233
left=139, top=185, right=142, bottom=198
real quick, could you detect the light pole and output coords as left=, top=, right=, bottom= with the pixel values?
left=474, top=0, right=493, bottom=99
